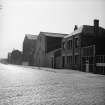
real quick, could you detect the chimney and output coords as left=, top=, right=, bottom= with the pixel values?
left=94, top=19, right=99, bottom=34
left=74, top=25, right=78, bottom=31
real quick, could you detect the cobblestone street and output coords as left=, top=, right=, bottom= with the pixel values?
left=0, top=63, right=105, bottom=105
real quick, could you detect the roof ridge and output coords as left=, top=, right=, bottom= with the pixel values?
left=25, top=34, right=37, bottom=40
left=40, top=31, right=68, bottom=35
left=26, top=34, right=37, bottom=36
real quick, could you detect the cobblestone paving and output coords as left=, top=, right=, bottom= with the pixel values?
left=0, top=63, right=105, bottom=105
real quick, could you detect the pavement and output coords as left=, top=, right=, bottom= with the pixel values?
left=0, top=63, right=105, bottom=105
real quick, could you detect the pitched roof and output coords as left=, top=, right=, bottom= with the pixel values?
left=64, top=25, right=105, bottom=38
left=64, top=26, right=84, bottom=38
left=25, top=34, right=37, bottom=40
left=39, top=32, right=68, bottom=38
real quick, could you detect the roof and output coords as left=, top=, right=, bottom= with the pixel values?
left=64, top=26, right=83, bottom=38
left=47, top=48, right=62, bottom=55
left=25, top=34, right=37, bottom=40
left=39, top=32, right=68, bottom=38
left=64, top=25, right=105, bottom=38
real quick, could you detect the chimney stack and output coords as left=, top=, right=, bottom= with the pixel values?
left=74, top=25, right=78, bottom=31
left=94, top=19, right=99, bottom=34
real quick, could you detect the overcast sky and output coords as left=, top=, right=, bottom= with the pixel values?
left=0, top=0, right=105, bottom=58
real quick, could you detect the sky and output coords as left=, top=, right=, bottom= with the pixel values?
left=0, top=0, right=105, bottom=58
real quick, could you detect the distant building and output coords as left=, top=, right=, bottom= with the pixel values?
left=34, top=32, right=68, bottom=67
left=8, top=52, right=11, bottom=63
left=10, top=49, right=22, bottom=65
left=0, top=58, right=8, bottom=64
left=62, top=19, right=105, bottom=74
left=23, top=34, right=37, bottom=66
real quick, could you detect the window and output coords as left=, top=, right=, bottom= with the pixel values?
left=69, top=56, right=72, bottom=64
left=67, top=56, right=72, bottom=65
left=75, top=38, right=79, bottom=48
left=67, top=40, right=72, bottom=49
left=70, top=40, right=72, bottom=48
left=62, top=42, right=66, bottom=50
left=96, top=55, right=105, bottom=63
left=62, top=56, right=65, bottom=67
left=67, top=56, right=69, bottom=64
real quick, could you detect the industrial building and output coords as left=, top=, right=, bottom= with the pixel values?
left=34, top=32, right=68, bottom=67
left=23, top=34, right=37, bottom=66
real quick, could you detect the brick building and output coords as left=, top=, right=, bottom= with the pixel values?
left=61, top=19, right=105, bottom=74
